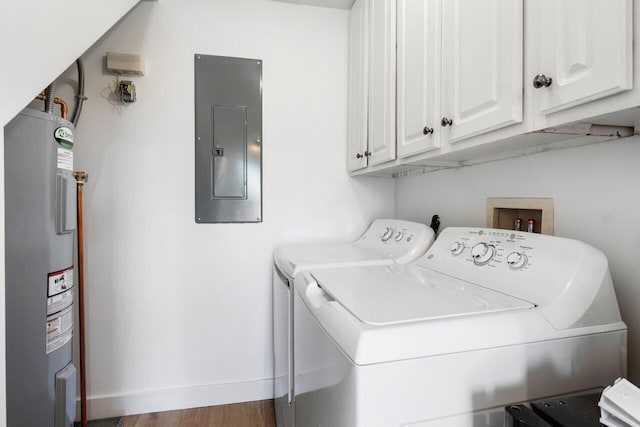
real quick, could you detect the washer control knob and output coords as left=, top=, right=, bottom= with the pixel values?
left=471, top=242, right=496, bottom=266
left=450, top=241, right=465, bottom=255
left=506, top=252, right=528, bottom=269
left=395, top=230, right=405, bottom=242
left=381, top=227, right=394, bottom=242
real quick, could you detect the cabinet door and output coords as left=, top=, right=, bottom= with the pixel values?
left=397, top=0, right=441, bottom=158
left=533, top=0, right=632, bottom=116
left=441, top=0, right=523, bottom=144
left=347, top=0, right=369, bottom=172
left=368, top=0, right=396, bottom=166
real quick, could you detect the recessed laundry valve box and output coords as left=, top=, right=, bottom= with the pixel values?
left=487, top=197, right=554, bottom=235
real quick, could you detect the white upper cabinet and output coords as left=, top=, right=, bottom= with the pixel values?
left=347, top=0, right=369, bottom=172
left=396, top=0, right=441, bottom=158
left=367, top=0, right=397, bottom=166
left=347, top=0, right=637, bottom=176
left=441, top=0, right=524, bottom=144
left=531, top=0, right=633, bottom=119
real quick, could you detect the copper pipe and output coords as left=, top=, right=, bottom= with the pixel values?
left=73, top=171, right=88, bottom=427
left=35, top=93, right=69, bottom=120
left=54, top=98, right=68, bottom=120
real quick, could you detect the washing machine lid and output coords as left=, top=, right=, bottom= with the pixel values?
left=311, top=265, right=535, bottom=326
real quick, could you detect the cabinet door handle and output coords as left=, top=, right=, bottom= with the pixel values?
left=533, top=74, right=553, bottom=89
left=441, top=117, right=453, bottom=127
left=356, top=153, right=363, bottom=159
left=364, top=151, right=371, bottom=157
left=423, top=126, right=434, bottom=135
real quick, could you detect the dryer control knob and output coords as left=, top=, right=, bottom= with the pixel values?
left=471, top=242, right=496, bottom=266
left=450, top=241, right=465, bottom=255
left=381, top=227, right=394, bottom=242
left=395, top=230, right=405, bottom=242
left=507, top=252, right=528, bottom=269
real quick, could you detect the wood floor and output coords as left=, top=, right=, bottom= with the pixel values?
left=121, top=400, right=276, bottom=427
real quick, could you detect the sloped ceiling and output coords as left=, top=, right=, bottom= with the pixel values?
left=0, top=0, right=141, bottom=126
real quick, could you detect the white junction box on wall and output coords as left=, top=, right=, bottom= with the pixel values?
left=106, top=52, right=145, bottom=75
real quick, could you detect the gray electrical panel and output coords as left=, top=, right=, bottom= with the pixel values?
left=5, top=108, right=77, bottom=426
left=195, top=54, right=263, bottom=223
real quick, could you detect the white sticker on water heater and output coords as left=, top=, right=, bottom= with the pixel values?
left=57, top=148, right=73, bottom=171
left=46, top=306, right=73, bottom=354
left=47, top=267, right=74, bottom=315
left=48, top=267, right=73, bottom=297
left=47, top=289, right=73, bottom=316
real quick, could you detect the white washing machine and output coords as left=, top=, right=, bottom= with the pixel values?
left=294, top=227, right=627, bottom=427
left=273, top=220, right=436, bottom=427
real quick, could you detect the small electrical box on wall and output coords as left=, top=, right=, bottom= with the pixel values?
left=106, top=52, right=145, bottom=75
left=117, top=80, right=136, bottom=103
left=487, top=198, right=554, bottom=235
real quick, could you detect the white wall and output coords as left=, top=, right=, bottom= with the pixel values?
left=395, top=137, right=640, bottom=382
left=49, top=0, right=394, bottom=418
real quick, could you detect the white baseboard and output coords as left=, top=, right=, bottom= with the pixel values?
left=77, top=378, right=274, bottom=420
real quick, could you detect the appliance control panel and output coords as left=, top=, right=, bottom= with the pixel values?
left=355, top=219, right=436, bottom=264
left=446, top=229, right=534, bottom=270
left=418, top=227, right=608, bottom=307
left=379, top=226, right=410, bottom=243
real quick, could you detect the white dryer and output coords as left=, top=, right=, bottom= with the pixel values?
left=294, top=227, right=627, bottom=427
left=273, top=220, right=436, bottom=427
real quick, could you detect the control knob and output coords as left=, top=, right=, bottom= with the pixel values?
left=470, top=242, right=496, bottom=266
left=381, top=227, right=394, bottom=242
left=450, top=241, right=465, bottom=256
left=395, top=230, right=405, bottom=241
left=506, top=252, right=528, bottom=269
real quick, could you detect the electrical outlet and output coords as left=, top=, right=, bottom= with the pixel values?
left=118, top=80, right=136, bottom=103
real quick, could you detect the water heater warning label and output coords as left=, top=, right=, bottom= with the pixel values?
left=46, top=268, right=74, bottom=353
left=48, top=267, right=73, bottom=297
left=47, top=289, right=73, bottom=316
left=47, top=267, right=73, bottom=315
left=57, top=148, right=73, bottom=171
left=46, top=306, right=73, bottom=354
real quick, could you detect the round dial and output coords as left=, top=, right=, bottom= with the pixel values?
left=506, top=252, right=528, bottom=269
left=450, top=241, right=465, bottom=255
left=381, top=227, right=394, bottom=242
left=395, top=230, right=405, bottom=241
left=470, top=242, right=496, bottom=266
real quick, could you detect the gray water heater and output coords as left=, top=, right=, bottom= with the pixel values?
left=4, top=108, right=77, bottom=427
